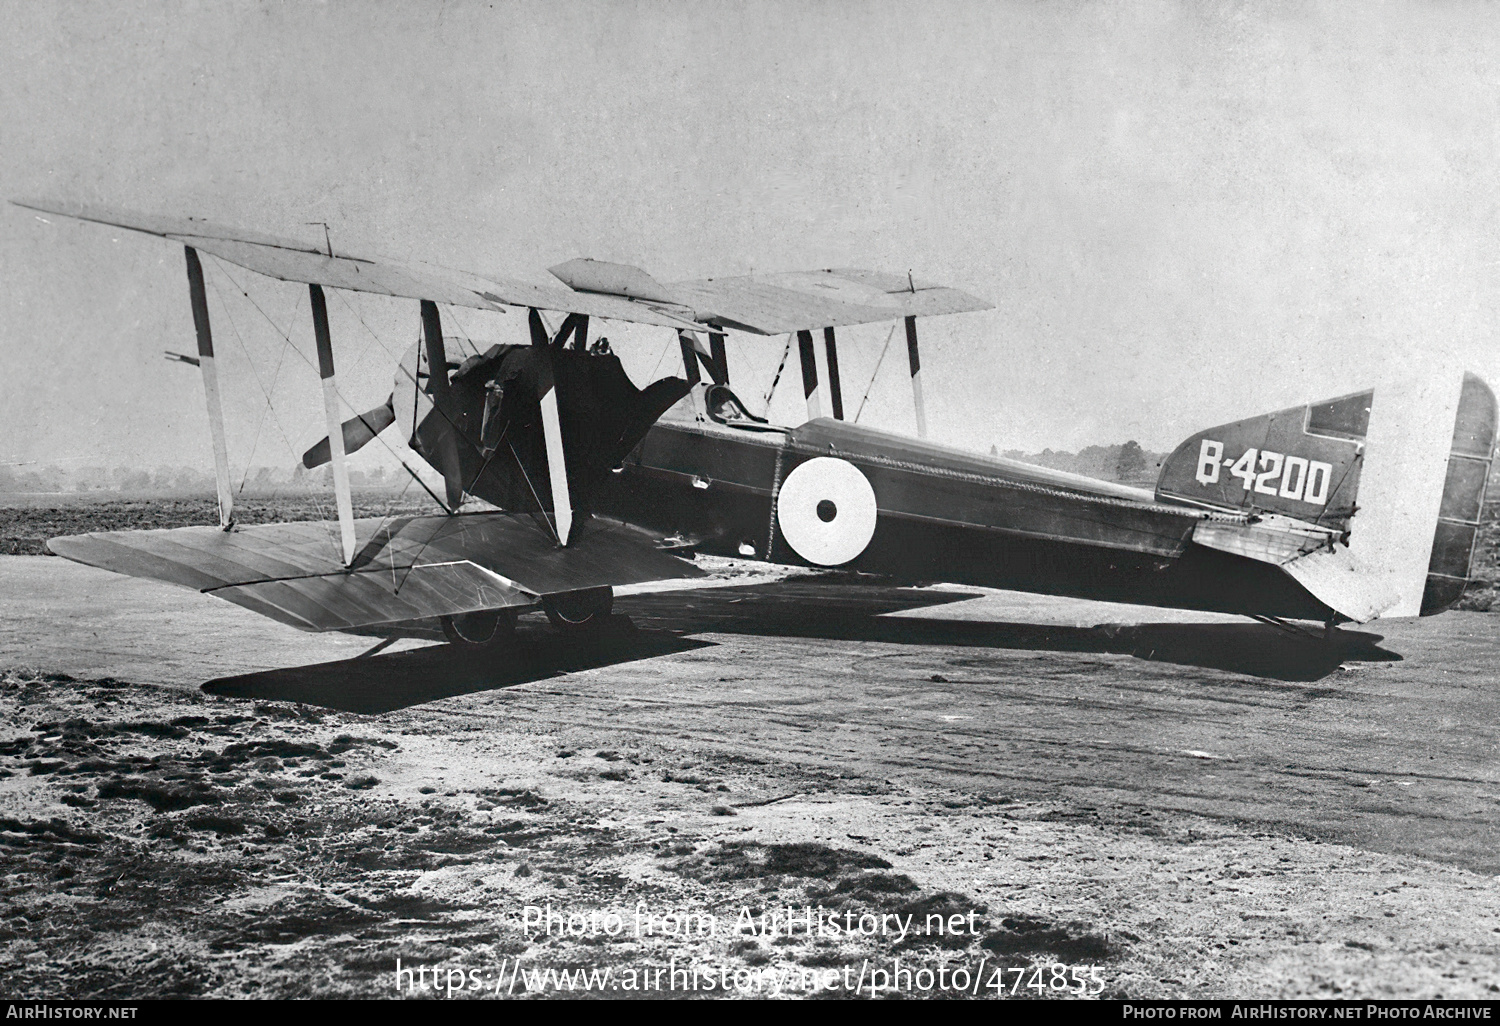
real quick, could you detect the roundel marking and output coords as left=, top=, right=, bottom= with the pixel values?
left=776, top=456, right=878, bottom=566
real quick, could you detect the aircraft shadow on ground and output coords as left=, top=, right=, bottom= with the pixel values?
left=201, top=621, right=712, bottom=714
left=619, top=580, right=1401, bottom=683
left=202, top=578, right=1402, bottom=712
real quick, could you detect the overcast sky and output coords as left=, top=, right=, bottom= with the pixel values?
left=5, top=0, right=1500, bottom=477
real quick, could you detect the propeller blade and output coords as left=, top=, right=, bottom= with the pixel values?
left=302, top=398, right=395, bottom=468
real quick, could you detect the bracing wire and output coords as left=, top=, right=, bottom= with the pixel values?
left=442, top=304, right=484, bottom=358
left=762, top=334, right=794, bottom=415
left=646, top=335, right=674, bottom=383
left=207, top=262, right=564, bottom=561
left=335, top=290, right=389, bottom=381
left=506, top=437, right=560, bottom=545
left=208, top=259, right=465, bottom=566
left=211, top=256, right=456, bottom=515
left=854, top=321, right=899, bottom=424
left=203, top=261, right=342, bottom=558
left=204, top=276, right=293, bottom=497
left=333, top=289, right=407, bottom=368
left=332, top=292, right=566, bottom=553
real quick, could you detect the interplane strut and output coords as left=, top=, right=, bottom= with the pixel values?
left=309, top=284, right=356, bottom=565
left=183, top=247, right=235, bottom=529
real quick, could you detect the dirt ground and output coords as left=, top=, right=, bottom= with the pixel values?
left=2, top=543, right=1500, bottom=1000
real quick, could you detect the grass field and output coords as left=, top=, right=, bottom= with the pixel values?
left=0, top=493, right=441, bottom=555
left=1456, top=503, right=1500, bottom=610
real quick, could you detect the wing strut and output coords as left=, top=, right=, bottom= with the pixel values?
left=308, top=284, right=356, bottom=566
left=823, top=327, right=844, bottom=420
left=550, top=312, right=589, bottom=349
left=708, top=332, right=729, bottom=385
left=678, top=331, right=706, bottom=420
left=905, top=315, right=927, bottom=438
left=419, top=299, right=451, bottom=401
left=421, top=300, right=465, bottom=510
left=797, top=329, right=822, bottom=421
left=183, top=247, right=234, bottom=530
left=530, top=311, right=574, bottom=545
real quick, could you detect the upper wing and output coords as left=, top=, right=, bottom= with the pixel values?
left=668, top=268, right=994, bottom=334
left=47, top=512, right=702, bottom=633
left=17, top=198, right=991, bottom=335
left=12, top=198, right=700, bottom=331
left=550, top=258, right=993, bottom=334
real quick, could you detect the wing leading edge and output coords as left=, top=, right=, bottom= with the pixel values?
left=47, top=512, right=703, bottom=633
left=11, top=198, right=700, bottom=331
left=550, top=257, right=994, bottom=335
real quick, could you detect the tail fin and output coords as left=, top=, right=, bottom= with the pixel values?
left=1156, top=389, right=1371, bottom=526
left=1156, top=372, right=1495, bottom=621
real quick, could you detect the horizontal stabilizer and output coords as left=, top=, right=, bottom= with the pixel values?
left=47, top=512, right=702, bottom=633
left=1191, top=515, right=1341, bottom=566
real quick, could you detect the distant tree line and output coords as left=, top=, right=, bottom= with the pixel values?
left=0, top=463, right=410, bottom=496
left=992, top=440, right=1163, bottom=486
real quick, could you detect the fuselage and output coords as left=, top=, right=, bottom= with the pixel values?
left=593, top=411, right=1337, bottom=621
left=399, top=343, right=1492, bottom=625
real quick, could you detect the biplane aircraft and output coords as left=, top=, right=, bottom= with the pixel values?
left=12, top=198, right=1497, bottom=651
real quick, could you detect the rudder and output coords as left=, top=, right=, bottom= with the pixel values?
left=1420, top=372, right=1496, bottom=614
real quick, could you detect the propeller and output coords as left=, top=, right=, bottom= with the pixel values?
left=302, top=398, right=396, bottom=469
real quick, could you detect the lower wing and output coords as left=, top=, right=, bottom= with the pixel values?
left=47, top=512, right=702, bottom=633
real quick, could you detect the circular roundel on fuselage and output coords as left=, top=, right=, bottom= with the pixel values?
left=776, top=457, right=878, bottom=566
